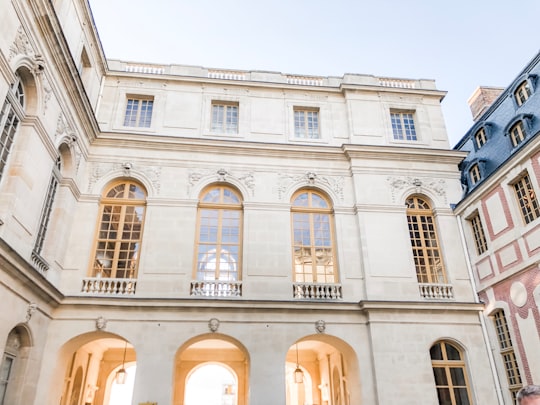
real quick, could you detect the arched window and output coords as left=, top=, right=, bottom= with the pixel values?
left=430, top=341, right=472, bottom=405
left=194, top=185, right=243, bottom=282
left=406, top=196, right=447, bottom=284
left=90, top=181, right=146, bottom=279
left=291, top=190, right=337, bottom=283
left=0, top=73, right=24, bottom=184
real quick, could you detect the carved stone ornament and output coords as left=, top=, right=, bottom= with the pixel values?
left=56, top=113, right=76, bottom=140
left=208, top=318, right=220, bottom=332
left=9, top=26, right=35, bottom=60
left=387, top=176, right=447, bottom=203
left=26, top=303, right=37, bottom=322
left=42, top=76, right=52, bottom=113
left=95, top=316, right=107, bottom=330
left=188, top=168, right=255, bottom=196
left=276, top=172, right=344, bottom=201
left=88, top=162, right=162, bottom=194
left=315, top=320, right=326, bottom=333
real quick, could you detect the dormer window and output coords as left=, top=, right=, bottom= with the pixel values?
left=514, top=80, right=532, bottom=107
left=469, top=164, right=481, bottom=185
left=509, top=121, right=526, bottom=147
left=474, top=128, right=487, bottom=149
left=505, top=114, right=533, bottom=148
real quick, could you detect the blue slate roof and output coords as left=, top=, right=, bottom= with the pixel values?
left=454, top=51, right=540, bottom=200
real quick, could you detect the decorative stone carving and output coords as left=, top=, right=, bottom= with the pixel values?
left=315, top=320, right=326, bottom=333
left=42, top=76, right=52, bottom=113
left=208, top=318, right=220, bottom=332
left=9, top=26, right=35, bottom=60
left=88, top=162, right=162, bottom=194
left=188, top=168, right=255, bottom=196
left=56, top=113, right=76, bottom=140
left=96, top=316, right=107, bottom=330
left=122, top=162, right=133, bottom=176
left=387, top=176, right=447, bottom=203
left=26, top=302, right=37, bottom=322
left=276, top=172, right=344, bottom=201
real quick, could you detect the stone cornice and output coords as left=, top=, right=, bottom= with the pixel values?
left=0, top=238, right=64, bottom=306
left=344, top=144, right=467, bottom=164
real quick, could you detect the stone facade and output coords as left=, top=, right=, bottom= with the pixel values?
left=0, top=1, right=503, bottom=405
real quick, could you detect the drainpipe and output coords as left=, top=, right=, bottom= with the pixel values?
left=456, top=214, right=504, bottom=405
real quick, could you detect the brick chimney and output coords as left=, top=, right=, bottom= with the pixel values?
left=467, top=86, right=505, bottom=121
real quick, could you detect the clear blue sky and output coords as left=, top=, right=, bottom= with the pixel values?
left=88, top=0, right=540, bottom=146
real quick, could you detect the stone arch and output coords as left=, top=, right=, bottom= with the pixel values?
left=189, top=173, right=251, bottom=202
left=51, top=331, right=136, bottom=405
left=282, top=176, right=342, bottom=207
left=0, top=323, right=34, bottom=405
left=286, top=334, right=361, bottom=405
left=91, top=170, right=157, bottom=198
left=11, top=62, right=39, bottom=115
left=174, top=333, right=250, bottom=405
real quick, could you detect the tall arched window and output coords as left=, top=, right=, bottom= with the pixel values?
left=430, top=341, right=472, bottom=405
left=0, top=73, right=24, bottom=184
left=90, top=181, right=146, bottom=279
left=194, top=185, right=243, bottom=282
left=406, top=196, right=447, bottom=284
left=291, top=189, right=337, bottom=283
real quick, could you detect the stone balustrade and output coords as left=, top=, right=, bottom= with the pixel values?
left=293, top=282, right=343, bottom=300
left=190, top=280, right=242, bottom=297
left=81, top=277, right=137, bottom=295
left=419, top=283, right=454, bottom=300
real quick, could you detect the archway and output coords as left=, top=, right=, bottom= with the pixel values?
left=286, top=337, right=358, bottom=405
left=57, top=335, right=136, bottom=405
left=184, top=363, right=237, bottom=405
left=174, top=335, right=249, bottom=405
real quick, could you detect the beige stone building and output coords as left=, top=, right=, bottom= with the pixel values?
left=0, top=0, right=502, bottom=404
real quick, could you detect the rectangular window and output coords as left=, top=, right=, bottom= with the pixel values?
left=211, top=102, right=238, bottom=133
left=469, top=213, right=488, bottom=255
left=294, top=108, right=320, bottom=139
left=475, top=128, right=487, bottom=149
left=123, top=97, right=154, bottom=128
left=493, top=310, right=522, bottom=400
left=509, top=121, right=526, bottom=147
left=0, top=354, right=14, bottom=405
left=513, top=173, right=540, bottom=224
left=391, top=111, right=417, bottom=141
left=0, top=101, right=20, bottom=183
left=514, top=81, right=531, bottom=106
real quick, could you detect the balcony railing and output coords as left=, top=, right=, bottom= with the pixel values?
left=31, top=250, right=49, bottom=273
left=81, top=277, right=137, bottom=295
left=190, top=280, right=242, bottom=297
left=419, top=283, right=454, bottom=300
left=293, top=282, right=342, bottom=300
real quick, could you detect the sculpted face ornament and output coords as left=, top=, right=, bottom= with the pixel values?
left=315, top=320, right=326, bottom=333
left=96, top=316, right=107, bottom=330
left=209, top=318, right=220, bottom=332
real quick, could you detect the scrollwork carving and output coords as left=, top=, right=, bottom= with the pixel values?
left=387, top=176, right=446, bottom=203
left=9, top=26, right=35, bottom=60
left=276, top=172, right=344, bottom=201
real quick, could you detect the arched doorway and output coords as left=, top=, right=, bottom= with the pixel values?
left=58, top=336, right=136, bottom=405
left=286, top=338, right=356, bottom=405
left=184, top=363, right=237, bottom=405
left=174, top=336, right=249, bottom=405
